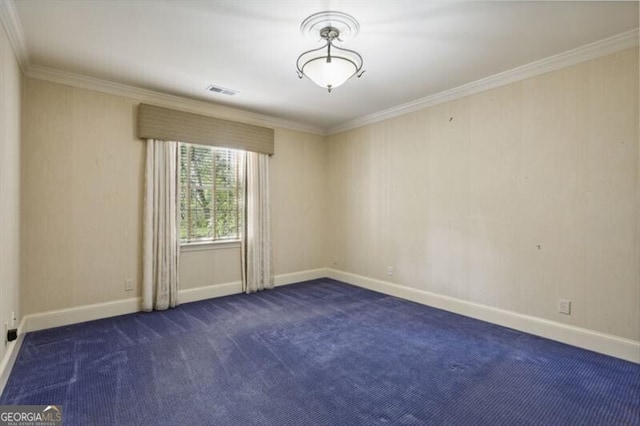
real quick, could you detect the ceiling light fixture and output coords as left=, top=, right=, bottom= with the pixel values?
left=296, top=11, right=365, bottom=92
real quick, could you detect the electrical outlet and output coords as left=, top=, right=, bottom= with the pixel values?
left=125, top=278, right=134, bottom=291
left=387, top=266, right=394, bottom=276
left=558, top=299, right=571, bottom=315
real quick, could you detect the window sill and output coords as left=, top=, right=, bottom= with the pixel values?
left=180, top=240, right=241, bottom=252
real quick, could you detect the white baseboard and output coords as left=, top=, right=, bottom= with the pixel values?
left=326, top=268, right=640, bottom=364
left=16, top=267, right=638, bottom=368
left=22, top=268, right=328, bottom=333
left=0, top=316, right=27, bottom=396
left=179, top=268, right=326, bottom=303
left=178, top=281, right=242, bottom=304
left=24, top=297, right=142, bottom=333
left=274, top=268, right=327, bottom=287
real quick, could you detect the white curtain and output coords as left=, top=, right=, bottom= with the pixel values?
left=142, top=139, right=180, bottom=311
left=241, top=151, right=274, bottom=294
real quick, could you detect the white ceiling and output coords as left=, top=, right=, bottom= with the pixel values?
left=8, top=0, right=640, bottom=132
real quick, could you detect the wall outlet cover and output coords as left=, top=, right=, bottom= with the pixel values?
left=558, top=299, right=571, bottom=315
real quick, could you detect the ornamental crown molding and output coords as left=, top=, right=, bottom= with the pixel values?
left=1, top=1, right=637, bottom=136
left=327, top=28, right=639, bottom=135
left=0, top=0, right=28, bottom=71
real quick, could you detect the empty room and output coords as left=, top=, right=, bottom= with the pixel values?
left=0, top=1, right=638, bottom=425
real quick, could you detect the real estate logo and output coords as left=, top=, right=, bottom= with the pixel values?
left=0, top=405, right=62, bottom=426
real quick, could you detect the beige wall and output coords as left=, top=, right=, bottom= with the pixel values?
left=327, top=48, right=639, bottom=341
left=21, top=78, right=327, bottom=314
left=21, top=79, right=143, bottom=315
left=271, top=128, right=327, bottom=274
left=0, top=22, right=21, bottom=360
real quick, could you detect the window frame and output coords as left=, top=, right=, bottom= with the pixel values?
left=178, top=143, right=243, bottom=247
left=179, top=239, right=240, bottom=252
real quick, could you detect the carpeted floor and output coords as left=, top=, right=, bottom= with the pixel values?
left=1, top=279, right=639, bottom=425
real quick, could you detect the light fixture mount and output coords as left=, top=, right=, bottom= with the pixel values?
left=300, top=11, right=360, bottom=42
left=296, top=11, right=365, bottom=93
left=319, top=27, right=340, bottom=41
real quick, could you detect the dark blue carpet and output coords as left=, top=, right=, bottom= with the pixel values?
left=2, top=279, right=639, bottom=425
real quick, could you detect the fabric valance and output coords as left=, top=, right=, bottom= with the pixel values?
left=137, top=104, right=275, bottom=155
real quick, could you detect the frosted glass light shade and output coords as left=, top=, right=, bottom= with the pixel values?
left=301, top=57, right=358, bottom=90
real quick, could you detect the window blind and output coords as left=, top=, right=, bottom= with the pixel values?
left=138, top=104, right=274, bottom=155
left=179, top=144, right=242, bottom=242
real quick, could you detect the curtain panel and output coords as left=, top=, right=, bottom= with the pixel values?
left=142, top=139, right=180, bottom=311
left=241, top=151, right=274, bottom=293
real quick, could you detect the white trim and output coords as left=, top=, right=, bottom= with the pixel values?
left=3, top=0, right=637, bottom=137
left=180, top=240, right=241, bottom=252
left=179, top=268, right=327, bottom=303
left=326, top=268, right=640, bottom=364
left=7, top=266, right=638, bottom=391
left=327, top=29, right=640, bottom=135
left=274, top=268, right=327, bottom=287
left=24, top=298, right=141, bottom=333
left=21, top=268, right=328, bottom=332
left=0, top=316, right=27, bottom=396
left=24, top=65, right=326, bottom=136
left=0, top=0, right=28, bottom=71
left=178, top=281, right=242, bottom=304
left=0, top=0, right=325, bottom=136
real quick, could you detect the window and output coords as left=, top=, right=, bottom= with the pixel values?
left=179, top=143, right=242, bottom=243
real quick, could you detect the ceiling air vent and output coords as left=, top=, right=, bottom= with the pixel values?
left=206, top=84, right=238, bottom=96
